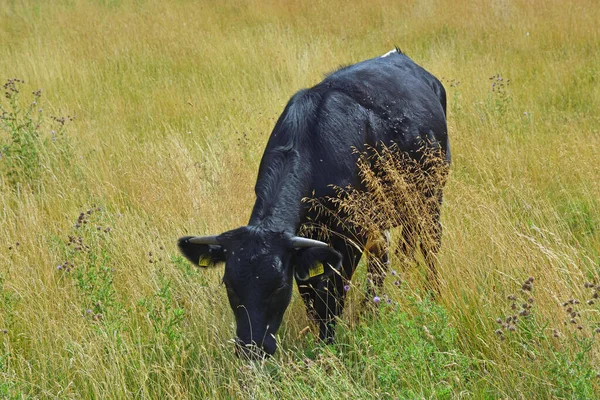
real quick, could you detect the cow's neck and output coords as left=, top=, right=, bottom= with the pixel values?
left=248, top=148, right=309, bottom=233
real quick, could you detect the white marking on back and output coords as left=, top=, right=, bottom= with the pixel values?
left=381, top=49, right=397, bottom=58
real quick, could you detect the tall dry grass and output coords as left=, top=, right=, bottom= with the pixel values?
left=1, top=0, right=599, bottom=398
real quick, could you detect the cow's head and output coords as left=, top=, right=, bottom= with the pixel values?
left=177, top=226, right=342, bottom=358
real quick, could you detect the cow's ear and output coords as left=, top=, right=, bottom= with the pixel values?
left=293, top=247, right=342, bottom=281
left=177, top=236, right=226, bottom=267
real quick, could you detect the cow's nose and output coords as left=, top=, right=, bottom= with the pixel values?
left=234, top=338, right=274, bottom=360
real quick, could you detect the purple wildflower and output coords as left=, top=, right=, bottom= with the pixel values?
left=343, top=284, right=350, bottom=292
left=373, top=296, right=381, bottom=303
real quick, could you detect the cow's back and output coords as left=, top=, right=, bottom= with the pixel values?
left=306, top=51, right=448, bottom=197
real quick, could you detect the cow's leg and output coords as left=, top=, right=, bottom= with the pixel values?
left=397, top=222, right=417, bottom=267
left=420, top=196, right=443, bottom=293
left=297, top=237, right=363, bottom=342
left=365, top=230, right=390, bottom=302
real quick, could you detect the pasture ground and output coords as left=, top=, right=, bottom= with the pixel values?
left=1, top=0, right=599, bottom=398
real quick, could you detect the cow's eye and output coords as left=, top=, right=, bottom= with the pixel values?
left=269, top=283, right=287, bottom=300
left=227, top=289, right=240, bottom=308
left=223, top=280, right=240, bottom=305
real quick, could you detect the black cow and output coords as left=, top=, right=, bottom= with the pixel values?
left=178, top=49, right=450, bottom=358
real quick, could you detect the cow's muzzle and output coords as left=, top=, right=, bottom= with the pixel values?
left=234, top=337, right=276, bottom=360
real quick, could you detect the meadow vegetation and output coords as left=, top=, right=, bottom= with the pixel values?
left=1, top=0, right=599, bottom=398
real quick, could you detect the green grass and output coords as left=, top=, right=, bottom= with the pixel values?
left=1, top=0, right=600, bottom=398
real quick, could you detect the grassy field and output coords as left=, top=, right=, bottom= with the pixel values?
left=1, top=0, right=600, bottom=398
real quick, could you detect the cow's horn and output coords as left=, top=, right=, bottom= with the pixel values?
left=188, top=235, right=220, bottom=245
left=291, top=237, right=329, bottom=248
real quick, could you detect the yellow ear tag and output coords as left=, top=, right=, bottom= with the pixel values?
left=198, top=254, right=212, bottom=267
left=308, top=261, right=324, bottom=278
